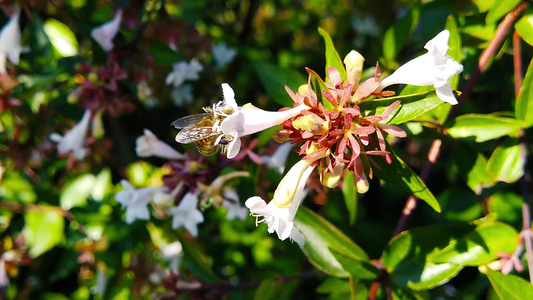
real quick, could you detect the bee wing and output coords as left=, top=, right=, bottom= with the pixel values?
left=176, top=126, right=220, bottom=144
left=171, top=113, right=209, bottom=129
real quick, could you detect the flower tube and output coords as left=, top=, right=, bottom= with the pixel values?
left=377, top=30, right=463, bottom=105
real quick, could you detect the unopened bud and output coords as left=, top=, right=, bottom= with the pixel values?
left=355, top=174, right=369, bottom=194
left=344, top=50, right=365, bottom=89
left=273, top=129, right=292, bottom=143
left=321, top=164, right=345, bottom=188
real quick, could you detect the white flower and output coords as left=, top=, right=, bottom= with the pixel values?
left=261, top=142, right=294, bottom=174
left=212, top=42, right=237, bottom=69
left=219, top=83, right=309, bottom=159
left=222, top=188, right=248, bottom=221
left=165, top=59, right=203, bottom=88
left=115, top=180, right=162, bottom=224
left=168, top=191, right=204, bottom=237
left=171, top=84, right=194, bottom=106
left=136, top=128, right=185, bottom=160
left=161, top=241, right=183, bottom=272
left=0, top=9, right=22, bottom=74
left=377, top=30, right=463, bottom=105
left=49, top=109, right=92, bottom=160
left=245, top=160, right=315, bottom=246
left=91, top=9, right=122, bottom=52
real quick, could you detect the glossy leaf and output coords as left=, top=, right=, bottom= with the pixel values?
left=486, top=269, right=533, bottom=300
left=487, top=192, right=524, bottom=225
left=60, top=174, right=96, bottom=210
left=318, top=27, right=346, bottom=83
left=254, top=61, right=307, bottom=107
left=446, top=15, right=462, bottom=90
left=431, top=222, right=518, bottom=266
left=486, top=138, right=526, bottom=183
left=43, top=18, right=79, bottom=57
left=455, top=148, right=496, bottom=195
left=486, top=0, right=521, bottom=24
left=515, top=57, right=533, bottom=127
left=359, top=91, right=444, bottom=125
left=294, top=206, right=368, bottom=277
left=330, top=248, right=380, bottom=280
left=383, top=224, right=472, bottom=290
left=341, top=171, right=357, bottom=225
left=446, top=114, right=524, bottom=142
left=316, top=278, right=353, bottom=300
left=373, top=151, right=441, bottom=212
left=515, top=15, right=533, bottom=46
left=22, top=207, right=65, bottom=257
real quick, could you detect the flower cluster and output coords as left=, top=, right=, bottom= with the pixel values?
left=172, top=30, right=462, bottom=245
left=69, top=62, right=134, bottom=116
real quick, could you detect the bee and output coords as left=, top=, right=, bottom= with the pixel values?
left=172, top=107, right=230, bottom=156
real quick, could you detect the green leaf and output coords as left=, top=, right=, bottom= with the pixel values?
left=359, top=91, right=444, bottom=125
left=318, top=27, right=346, bottom=83
left=60, top=174, right=97, bottom=210
left=446, top=114, right=524, bottom=142
left=253, top=278, right=283, bottom=300
left=294, top=206, right=368, bottom=277
left=446, top=15, right=462, bottom=90
left=383, top=224, right=472, bottom=290
left=43, top=18, right=79, bottom=57
left=306, top=67, right=334, bottom=110
left=316, top=278, right=353, bottom=300
left=382, top=6, right=420, bottom=64
left=486, top=0, right=521, bottom=24
left=329, top=248, right=380, bottom=280
left=486, top=138, right=526, bottom=183
left=176, top=232, right=220, bottom=284
left=0, top=173, right=37, bottom=204
left=455, top=148, right=496, bottom=195
left=487, top=192, right=524, bottom=225
left=342, top=171, right=357, bottom=225
left=515, top=58, right=533, bottom=127
left=253, top=61, right=307, bottom=107
left=373, top=151, right=441, bottom=212
left=486, top=269, right=533, bottom=300
left=22, top=207, right=65, bottom=257
left=431, top=222, right=518, bottom=266
left=515, top=15, right=533, bottom=46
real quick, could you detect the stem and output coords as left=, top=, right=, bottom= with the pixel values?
left=513, top=21, right=533, bottom=284
left=391, top=2, right=528, bottom=237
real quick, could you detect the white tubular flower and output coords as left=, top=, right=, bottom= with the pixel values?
left=115, top=180, right=162, bottom=224
left=0, top=9, right=22, bottom=74
left=168, top=191, right=204, bottom=237
left=222, top=188, right=248, bottom=221
left=165, top=59, right=203, bottom=88
left=91, top=9, right=122, bottom=52
left=377, top=30, right=463, bottom=105
left=245, top=161, right=315, bottom=246
left=219, top=83, right=309, bottom=159
left=49, top=109, right=92, bottom=160
left=211, top=42, right=237, bottom=69
left=136, top=128, right=185, bottom=160
left=262, top=142, right=294, bottom=174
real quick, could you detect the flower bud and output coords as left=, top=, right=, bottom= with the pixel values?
left=344, top=50, right=365, bottom=89
left=355, top=174, right=369, bottom=194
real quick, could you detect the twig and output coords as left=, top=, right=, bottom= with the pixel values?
left=513, top=24, right=533, bottom=284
